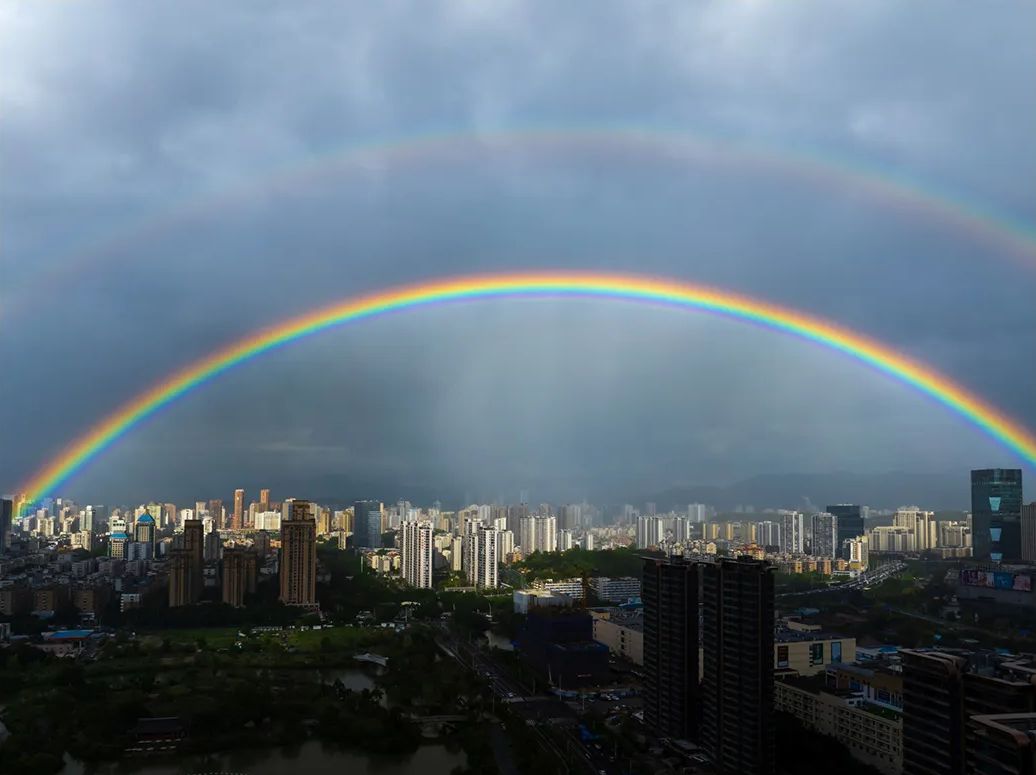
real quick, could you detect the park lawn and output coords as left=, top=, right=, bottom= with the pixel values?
left=138, top=626, right=241, bottom=649
left=285, top=625, right=388, bottom=652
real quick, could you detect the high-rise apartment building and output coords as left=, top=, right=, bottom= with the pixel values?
left=232, top=488, right=245, bottom=530
left=636, top=514, right=667, bottom=549
left=183, top=518, right=204, bottom=603
left=894, top=507, right=937, bottom=553
left=972, top=469, right=1024, bottom=562
left=901, top=649, right=1036, bottom=775
left=969, top=713, right=1036, bottom=775
left=827, top=504, right=864, bottom=560
left=701, top=557, right=775, bottom=775
left=208, top=499, right=224, bottom=528
left=222, top=546, right=256, bottom=607
left=134, top=513, right=156, bottom=546
left=810, top=512, right=838, bottom=559
left=846, top=535, right=869, bottom=567
left=467, top=525, right=499, bottom=589
left=168, top=548, right=192, bottom=607
left=756, top=520, right=781, bottom=548
left=1021, top=502, right=1036, bottom=563
left=642, top=556, right=701, bottom=740
left=259, top=488, right=270, bottom=511
left=353, top=500, right=383, bottom=549
left=280, top=501, right=317, bottom=606
left=901, top=650, right=968, bottom=775
left=401, top=520, right=434, bottom=589
left=0, top=497, right=12, bottom=554
left=520, top=515, right=557, bottom=554
left=780, top=511, right=805, bottom=555
left=688, top=503, right=706, bottom=523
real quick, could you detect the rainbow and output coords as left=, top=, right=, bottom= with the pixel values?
left=5, top=124, right=1036, bottom=323
left=19, top=272, right=1036, bottom=503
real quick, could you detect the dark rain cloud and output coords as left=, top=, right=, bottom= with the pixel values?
left=1, top=0, right=1034, bottom=504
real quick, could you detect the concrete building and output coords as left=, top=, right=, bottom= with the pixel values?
left=222, top=546, right=256, bottom=607
left=232, top=488, right=245, bottom=530
left=828, top=504, right=864, bottom=560
left=167, top=548, right=192, bottom=607
left=869, top=525, right=914, bottom=553
left=774, top=629, right=856, bottom=675
left=780, top=511, right=806, bottom=555
left=400, top=519, right=433, bottom=589
left=1023, top=503, right=1036, bottom=564
left=279, top=501, right=317, bottom=606
left=846, top=535, right=869, bottom=568
left=810, top=512, right=838, bottom=559
left=467, top=524, right=499, bottom=589
left=636, top=514, right=667, bottom=549
left=901, top=649, right=1036, bottom=775
left=513, top=589, right=573, bottom=614
left=520, top=515, right=557, bottom=555
left=556, top=528, right=574, bottom=552
left=642, top=556, right=700, bottom=741
left=183, top=518, right=204, bottom=601
left=969, top=713, right=1036, bottom=775
left=894, top=507, right=937, bottom=553
left=775, top=674, right=902, bottom=775
left=702, top=557, right=775, bottom=775
left=591, top=609, right=644, bottom=665
left=591, top=576, right=641, bottom=603
left=532, top=578, right=585, bottom=600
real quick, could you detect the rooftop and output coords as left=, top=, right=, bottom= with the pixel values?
left=775, top=628, right=848, bottom=643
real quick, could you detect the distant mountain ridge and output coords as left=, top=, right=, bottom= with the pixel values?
left=280, top=470, right=973, bottom=512
left=640, top=471, right=970, bottom=512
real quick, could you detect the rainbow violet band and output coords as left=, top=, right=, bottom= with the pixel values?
left=19, top=271, right=1036, bottom=502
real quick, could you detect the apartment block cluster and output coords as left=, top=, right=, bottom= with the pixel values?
left=634, top=472, right=1036, bottom=580
left=364, top=501, right=601, bottom=591
left=638, top=553, right=1036, bottom=775
left=0, top=490, right=340, bottom=619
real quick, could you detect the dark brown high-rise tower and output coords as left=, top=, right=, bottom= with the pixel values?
left=232, top=489, right=245, bottom=530
left=222, top=546, right=256, bottom=607
left=279, top=500, right=316, bottom=606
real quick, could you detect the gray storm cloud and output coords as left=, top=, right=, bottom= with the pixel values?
left=1, top=0, right=1033, bottom=504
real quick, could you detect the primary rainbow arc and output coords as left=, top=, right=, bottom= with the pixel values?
left=19, top=272, right=1036, bottom=502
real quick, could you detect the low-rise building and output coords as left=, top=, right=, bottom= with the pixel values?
left=591, top=576, right=641, bottom=603
left=513, top=589, right=573, bottom=614
left=531, top=578, right=585, bottom=600
left=776, top=673, right=902, bottom=775
left=774, top=628, right=856, bottom=675
left=590, top=608, right=644, bottom=665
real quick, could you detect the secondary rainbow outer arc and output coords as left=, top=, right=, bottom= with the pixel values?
left=19, top=272, right=1036, bottom=503
left=4, top=124, right=1036, bottom=324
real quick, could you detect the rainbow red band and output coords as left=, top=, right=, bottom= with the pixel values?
left=19, top=272, right=1036, bottom=502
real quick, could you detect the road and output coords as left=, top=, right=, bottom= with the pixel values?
left=438, top=628, right=622, bottom=774
left=777, top=560, right=906, bottom=598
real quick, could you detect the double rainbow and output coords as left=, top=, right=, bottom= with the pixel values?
left=5, top=124, right=1036, bottom=325
left=19, top=272, right=1036, bottom=502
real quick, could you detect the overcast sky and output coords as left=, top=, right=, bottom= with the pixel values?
left=2, top=1, right=1034, bottom=506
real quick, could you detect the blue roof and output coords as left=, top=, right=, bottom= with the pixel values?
left=136, top=514, right=155, bottom=524
left=45, top=629, right=95, bottom=640
left=111, top=532, right=129, bottom=540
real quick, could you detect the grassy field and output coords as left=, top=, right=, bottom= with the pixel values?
left=137, top=626, right=241, bottom=649
left=136, top=624, right=389, bottom=653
